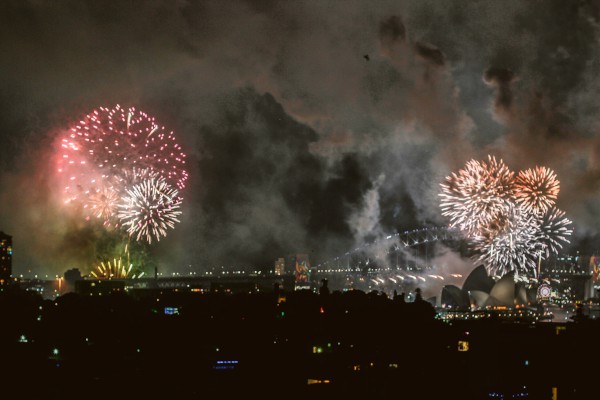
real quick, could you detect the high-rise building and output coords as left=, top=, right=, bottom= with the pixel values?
left=0, top=231, right=12, bottom=285
left=274, top=258, right=285, bottom=276
left=285, top=254, right=311, bottom=290
left=541, top=253, right=592, bottom=302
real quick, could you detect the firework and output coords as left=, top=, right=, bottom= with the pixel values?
left=536, top=207, right=573, bottom=256
left=439, top=156, right=514, bottom=234
left=117, top=167, right=159, bottom=188
left=514, top=166, right=559, bottom=214
left=471, top=202, right=540, bottom=277
left=440, top=156, right=572, bottom=277
left=96, top=167, right=159, bottom=227
left=57, top=105, right=188, bottom=242
left=91, top=257, right=144, bottom=279
left=118, top=177, right=182, bottom=244
left=57, top=105, right=188, bottom=208
left=88, top=184, right=120, bottom=226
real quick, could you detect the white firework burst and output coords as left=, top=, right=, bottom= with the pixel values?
left=535, top=207, right=573, bottom=256
left=118, top=177, right=182, bottom=244
left=439, top=156, right=514, bottom=234
left=471, top=202, right=540, bottom=277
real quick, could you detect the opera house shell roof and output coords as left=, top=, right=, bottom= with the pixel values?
left=441, top=265, right=534, bottom=309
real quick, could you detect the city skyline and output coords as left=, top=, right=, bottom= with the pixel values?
left=3, top=1, right=600, bottom=278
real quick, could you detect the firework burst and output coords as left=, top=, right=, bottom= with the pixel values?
left=91, top=257, right=144, bottom=279
left=536, top=207, right=573, bottom=256
left=118, top=177, right=182, bottom=244
left=471, top=202, right=540, bottom=277
left=57, top=105, right=188, bottom=208
left=88, top=184, right=120, bottom=226
left=57, top=105, right=188, bottom=243
left=439, top=156, right=514, bottom=234
left=117, top=167, right=159, bottom=188
left=514, top=166, right=560, bottom=214
left=440, top=156, right=572, bottom=277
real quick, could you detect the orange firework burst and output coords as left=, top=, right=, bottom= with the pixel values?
left=514, top=166, right=560, bottom=214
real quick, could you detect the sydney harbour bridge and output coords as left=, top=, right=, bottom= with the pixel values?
left=119, top=224, right=592, bottom=302
left=127, top=226, right=470, bottom=298
left=312, top=226, right=466, bottom=297
left=316, top=226, right=463, bottom=271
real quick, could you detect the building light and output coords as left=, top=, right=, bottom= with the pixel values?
left=307, top=379, right=331, bottom=385
left=164, top=307, right=180, bottom=315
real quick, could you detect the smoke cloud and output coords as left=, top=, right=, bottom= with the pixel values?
left=2, top=1, right=600, bottom=278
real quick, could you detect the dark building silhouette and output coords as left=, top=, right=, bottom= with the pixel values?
left=319, top=279, right=330, bottom=296
left=63, top=268, right=82, bottom=294
left=0, top=231, right=12, bottom=285
left=75, top=279, right=125, bottom=296
left=1, top=281, right=600, bottom=398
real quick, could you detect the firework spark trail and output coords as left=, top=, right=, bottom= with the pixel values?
left=440, top=156, right=572, bottom=277
left=536, top=207, right=573, bottom=256
left=116, top=167, right=159, bottom=188
left=90, top=257, right=144, bottom=279
left=88, top=184, right=120, bottom=226
left=118, top=177, right=182, bottom=244
left=514, top=166, right=560, bottom=214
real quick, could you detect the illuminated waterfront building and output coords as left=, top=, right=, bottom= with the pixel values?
left=0, top=231, right=12, bottom=285
left=274, top=257, right=285, bottom=275
left=285, top=254, right=312, bottom=290
left=540, top=253, right=593, bottom=303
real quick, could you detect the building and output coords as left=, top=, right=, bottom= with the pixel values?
left=589, top=255, right=600, bottom=299
left=274, top=257, right=285, bottom=275
left=0, top=231, right=12, bottom=285
left=19, top=278, right=59, bottom=299
left=541, top=253, right=593, bottom=303
left=63, top=268, right=82, bottom=294
left=285, top=254, right=312, bottom=290
left=75, top=279, right=125, bottom=296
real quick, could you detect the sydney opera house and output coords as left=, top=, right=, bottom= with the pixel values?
left=440, top=265, right=537, bottom=310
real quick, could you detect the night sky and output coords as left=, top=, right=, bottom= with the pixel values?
left=2, top=1, right=600, bottom=277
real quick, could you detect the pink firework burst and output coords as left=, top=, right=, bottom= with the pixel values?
left=57, top=105, right=188, bottom=211
left=440, top=156, right=572, bottom=278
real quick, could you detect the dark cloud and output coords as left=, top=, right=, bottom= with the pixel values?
left=414, top=42, right=445, bottom=66
left=483, top=67, right=515, bottom=112
left=379, top=15, right=407, bottom=48
left=188, top=88, right=371, bottom=266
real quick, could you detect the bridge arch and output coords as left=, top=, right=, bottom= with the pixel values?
left=316, top=226, right=463, bottom=272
